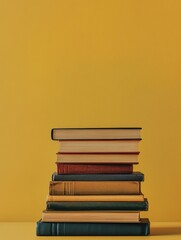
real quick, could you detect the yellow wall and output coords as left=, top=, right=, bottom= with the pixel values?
left=0, top=0, right=181, bottom=222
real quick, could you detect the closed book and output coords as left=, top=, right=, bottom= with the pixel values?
left=42, top=211, right=140, bottom=223
left=52, top=172, right=144, bottom=181
left=57, top=140, right=140, bottom=153
left=49, top=181, right=141, bottom=195
left=51, top=127, right=142, bottom=140
left=56, top=152, right=139, bottom=163
left=47, top=194, right=145, bottom=202
left=36, top=218, right=150, bottom=236
left=46, top=198, right=148, bottom=211
left=56, top=163, right=133, bottom=174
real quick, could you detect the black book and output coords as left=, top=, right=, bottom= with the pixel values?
left=36, top=218, right=150, bottom=236
left=52, top=171, right=144, bottom=181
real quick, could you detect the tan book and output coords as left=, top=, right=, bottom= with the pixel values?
left=52, top=128, right=142, bottom=140
left=42, top=210, right=140, bottom=223
left=49, top=181, right=141, bottom=195
left=58, top=140, right=140, bottom=153
left=47, top=194, right=144, bottom=202
left=56, top=153, right=139, bottom=163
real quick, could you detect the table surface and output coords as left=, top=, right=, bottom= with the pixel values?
left=0, top=222, right=181, bottom=239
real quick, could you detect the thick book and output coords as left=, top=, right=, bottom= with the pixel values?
left=49, top=181, right=141, bottom=195
left=56, top=152, right=139, bottom=163
left=42, top=211, right=140, bottom=222
left=51, top=127, right=142, bottom=140
left=47, top=194, right=145, bottom=202
left=56, top=162, right=133, bottom=174
left=46, top=198, right=148, bottom=211
left=57, top=139, right=140, bottom=153
left=36, top=218, right=150, bottom=236
left=52, top=172, right=144, bottom=181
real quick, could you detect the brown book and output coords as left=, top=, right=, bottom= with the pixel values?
left=47, top=194, right=145, bottom=202
left=56, top=152, right=139, bottom=163
left=42, top=210, right=140, bottom=223
left=57, top=140, right=140, bottom=153
left=56, top=163, right=133, bottom=174
left=49, top=181, right=141, bottom=195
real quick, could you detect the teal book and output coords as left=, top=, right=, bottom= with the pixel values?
left=46, top=198, right=148, bottom=211
left=52, top=171, right=144, bottom=181
left=36, top=218, right=150, bottom=236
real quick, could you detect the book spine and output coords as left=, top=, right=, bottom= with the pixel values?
left=56, top=163, right=133, bottom=174
left=49, top=181, right=140, bottom=195
left=51, top=129, right=54, bottom=140
left=52, top=172, right=144, bottom=181
left=46, top=199, right=149, bottom=211
left=36, top=220, right=150, bottom=236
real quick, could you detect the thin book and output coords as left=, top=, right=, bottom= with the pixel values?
left=52, top=128, right=142, bottom=140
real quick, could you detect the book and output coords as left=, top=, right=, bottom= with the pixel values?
left=56, top=162, right=133, bottom=174
left=49, top=181, right=141, bottom=195
left=51, top=127, right=142, bottom=140
left=42, top=211, right=140, bottom=223
left=46, top=198, right=148, bottom=211
left=56, top=152, right=139, bottom=163
left=57, top=140, right=140, bottom=153
left=36, top=218, right=150, bottom=236
left=52, top=172, right=144, bottom=181
left=47, top=194, right=145, bottom=202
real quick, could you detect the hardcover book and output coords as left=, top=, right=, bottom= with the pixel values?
left=56, top=152, right=139, bottom=163
left=49, top=181, right=141, bottom=195
left=46, top=198, right=149, bottom=211
left=47, top=194, right=145, bottom=202
left=52, top=172, right=144, bottom=181
left=57, top=139, right=140, bottom=153
left=51, top=127, right=142, bottom=140
left=36, top=218, right=150, bottom=236
left=56, top=163, right=133, bottom=174
left=42, top=211, right=140, bottom=222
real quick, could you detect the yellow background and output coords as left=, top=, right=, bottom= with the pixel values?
left=0, top=0, right=181, bottom=222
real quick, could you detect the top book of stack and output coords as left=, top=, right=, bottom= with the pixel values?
left=51, top=128, right=142, bottom=140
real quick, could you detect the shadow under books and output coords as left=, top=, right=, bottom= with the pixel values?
left=151, top=225, right=181, bottom=236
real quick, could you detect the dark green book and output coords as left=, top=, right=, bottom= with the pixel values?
left=52, top=172, right=144, bottom=181
left=36, top=218, right=150, bottom=236
left=47, top=198, right=148, bottom=211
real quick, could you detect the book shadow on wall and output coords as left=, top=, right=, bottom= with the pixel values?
left=151, top=226, right=181, bottom=236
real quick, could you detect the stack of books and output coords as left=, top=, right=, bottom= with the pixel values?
left=36, top=128, right=150, bottom=236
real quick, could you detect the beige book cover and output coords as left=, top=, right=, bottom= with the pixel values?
left=58, top=140, right=140, bottom=153
left=49, top=181, right=140, bottom=195
left=56, top=153, right=139, bottom=163
left=52, top=128, right=141, bottom=140
left=42, top=210, right=140, bottom=222
left=47, top=194, right=144, bottom=202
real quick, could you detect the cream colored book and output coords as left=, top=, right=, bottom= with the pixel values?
left=42, top=210, right=140, bottom=223
left=47, top=194, right=144, bottom=202
left=58, top=140, right=140, bottom=153
left=56, top=153, right=139, bottom=163
left=49, top=181, right=141, bottom=195
left=52, top=128, right=141, bottom=140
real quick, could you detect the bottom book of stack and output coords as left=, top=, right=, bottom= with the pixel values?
left=36, top=217, right=150, bottom=236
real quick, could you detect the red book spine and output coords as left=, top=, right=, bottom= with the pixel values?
left=56, top=163, right=133, bottom=174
